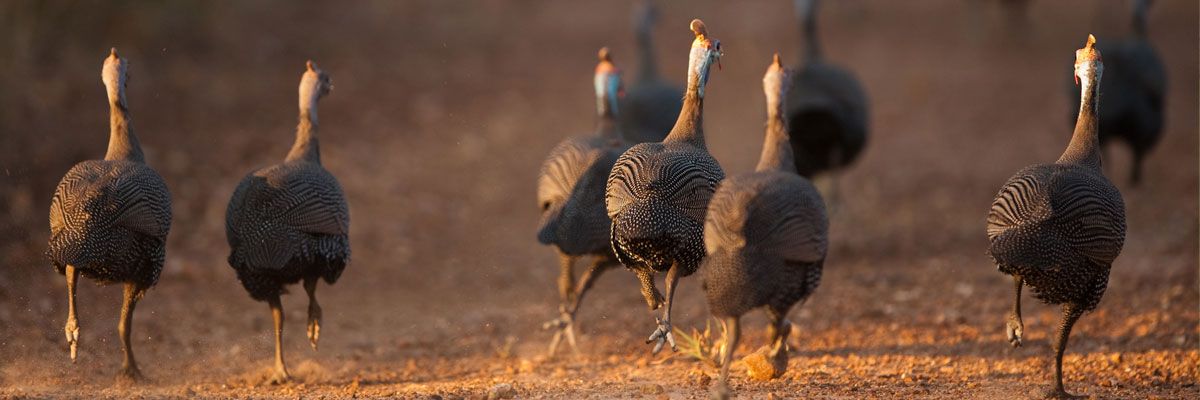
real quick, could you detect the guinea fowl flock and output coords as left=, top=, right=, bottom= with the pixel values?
left=40, top=1, right=1169, bottom=398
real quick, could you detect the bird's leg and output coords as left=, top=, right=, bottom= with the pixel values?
left=268, top=295, right=290, bottom=384
left=544, top=254, right=576, bottom=356
left=304, top=275, right=322, bottom=351
left=712, top=316, right=740, bottom=400
left=560, top=258, right=616, bottom=356
left=646, top=263, right=680, bottom=353
left=557, top=252, right=577, bottom=312
left=767, top=307, right=791, bottom=370
left=117, top=283, right=144, bottom=382
left=827, top=148, right=844, bottom=215
left=568, top=258, right=615, bottom=317
left=636, top=268, right=664, bottom=311
left=1045, top=303, right=1084, bottom=399
left=1130, top=151, right=1144, bottom=186
left=1006, top=275, right=1025, bottom=347
left=63, top=265, right=80, bottom=362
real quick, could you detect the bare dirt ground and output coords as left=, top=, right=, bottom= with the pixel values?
left=0, top=1, right=1196, bottom=399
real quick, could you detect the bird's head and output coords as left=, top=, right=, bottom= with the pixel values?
left=300, top=60, right=333, bottom=111
left=686, top=19, right=722, bottom=98
left=1073, top=34, right=1103, bottom=87
left=763, top=53, right=792, bottom=115
left=101, top=48, right=129, bottom=106
left=594, top=47, right=623, bottom=117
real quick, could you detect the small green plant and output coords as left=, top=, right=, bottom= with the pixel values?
left=672, top=318, right=720, bottom=367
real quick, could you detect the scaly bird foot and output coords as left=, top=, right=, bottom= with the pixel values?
left=543, top=312, right=579, bottom=357
left=268, top=368, right=291, bottom=385
left=64, top=318, right=79, bottom=362
left=643, top=289, right=665, bottom=311
left=710, top=381, right=731, bottom=400
left=1005, top=312, right=1024, bottom=348
left=1042, top=387, right=1079, bottom=399
left=115, top=365, right=144, bottom=384
left=645, top=317, right=676, bottom=354
left=307, top=304, right=322, bottom=351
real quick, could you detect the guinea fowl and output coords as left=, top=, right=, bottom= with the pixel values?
left=1067, top=0, right=1165, bottom=185
left=606, top=19, right=724, bottom=354
left=225, top=60, right=349, bottom=383
left=535, top=48, right=628, bottom=356
left=703, top=54, right=828, bottom=398
left=47, top=48, right=173, bottom=381
left=618, top=0, right=684, bottom=144
left=988, top=35, right=1126, bottom=399
left=785, top=0, right=869, bottom=188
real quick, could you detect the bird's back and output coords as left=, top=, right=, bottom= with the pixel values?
left=606, top=141, right=724, bottom=271
left=226, top=160, right=350, bottom=274
left=987, top=163, right=1126, bottom=278
left=48, top=159, right=172, bottom=284
left=702, top=171, right=827, bottom=317
left=537, top=135, right=627, bottom=255
left=607, top=142, right=724, bottom=223
left=705, top=172, right=827, bottom=262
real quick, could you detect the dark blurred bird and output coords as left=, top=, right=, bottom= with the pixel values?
left=47, top=48, right=173, bottom=382
left=785, top=0, right=869, bottom=198
left=606, top=19, right=725, bottom=354
left=535, top=48, right=628, bottom=356
left=988, top=35, right=1126, bottom=399
left=619, top=0, right=684, bottom=144
left=1068, top=0, right=1165, bottom=185
left=703, top=55, right=828, bottom=399
left=225, top=61, right=349, bottom=383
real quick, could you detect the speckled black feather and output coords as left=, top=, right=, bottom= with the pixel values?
left=48, top=160, right=172, bottom=287
left=226, top=161, right=350, bottom=301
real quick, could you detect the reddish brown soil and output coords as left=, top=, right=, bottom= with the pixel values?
left=0, top=1, right=1196, bottom=399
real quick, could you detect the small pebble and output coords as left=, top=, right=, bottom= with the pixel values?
left=639, top=383, right=665, bottom=394
left=488, top=383, right=516, bottom=400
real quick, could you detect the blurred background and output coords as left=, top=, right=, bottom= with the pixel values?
left=0, top=1, right=1196, bottom=398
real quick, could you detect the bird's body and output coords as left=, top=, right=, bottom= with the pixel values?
left=535, top=49, right=628, bottom=356
left=786, top=0, right=869, bottom=180
left=225, top=61, right=347, bottom=383
left=704, top=55, right=828, bottom=398
left=226, top=159, right=350, bottom=300
left=988, top=35, right=1125, bottom=398
left=49, top=160, right=172, bottom=287
left=47, top=48, right=172, bottom=381
left=609, top=142, right=722, bottom=275
left=786, top=62, right=868, bottom=176
left=539, top=136, right=626, bottom=256
left=619, top=0, right=684, bottom=144
left=607, top=19, right=724, bottom=354
left=703, top=172, right=826, bottom=318
left=988, top=162, right=1124, bottom=309
left=1066, top=1, right=1165, bottom=185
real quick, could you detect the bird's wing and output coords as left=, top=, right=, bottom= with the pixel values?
left=987, top=165, right=1125, bottom=269
left=108, top=163, right=172, bottom=237
left=606, top=142, right=664, bottom=219
left=262, top=162, right=350, bottom=236
left=49, top=160, right=171, bottom=239
left=538, top=137, right=598, bottom=210
left=705, top=173, right=827, bottom=263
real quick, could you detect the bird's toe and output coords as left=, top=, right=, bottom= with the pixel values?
left=1042, top=387, right=1079, bottom=399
